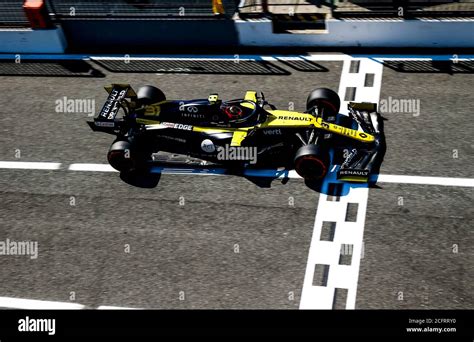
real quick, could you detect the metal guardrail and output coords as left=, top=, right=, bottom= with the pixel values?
left=1, top=0, right=473, bottom=28
left=0, top=0, right=239, bottom=27
left=333, top=0, right=474, bottom=18
left=238, top=0, right=474, bottom=17
left=45, top=0, right=237, bottom=19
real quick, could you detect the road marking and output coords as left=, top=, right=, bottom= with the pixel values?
left=91, top=56, right=257, bottom=61
left=0, top=161, right=472, bottom=187
left=300, top=185, right=369, bottom=309
left=1, top=53, right=473, bottom=62
left=0, top=296, right=144, bottom=310
left=377, top=174, right=474, bottom=187
left=0, top=297, right=85, bottom=309
left=0, top=161, right=61, bottom=170
left=68, top=163, right=117, bottom=172
left=300, top=57, right=384, bottom=310
left=96, top=306, right=140, bottom=310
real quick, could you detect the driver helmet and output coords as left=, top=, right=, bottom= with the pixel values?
left=225, top=104, right=243, bottom=119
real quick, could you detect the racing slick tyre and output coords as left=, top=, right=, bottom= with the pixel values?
left=107, top=140, right=149, bottom=173
left=107, top=140, right=135, bottom=173
left=136, top=85, right=166, bottom=106
left=294, top=144, right=330, bottom=181
left=306, top=88, right=341, bottom=120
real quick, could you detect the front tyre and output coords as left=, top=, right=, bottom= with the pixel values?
left=294, top=145, right=330, bottom=181
left=306, top=88, right=341, bottom=120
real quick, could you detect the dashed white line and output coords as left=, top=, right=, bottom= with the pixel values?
left=0, top=161, right=472, bottom=187
left=377, top=174, right=474, bottom=187
left=91, top=57, right=256, bottom=61
left=96, top=305, right=140, bottom=310
left=0, top=161, right=62, bottom=170
left=68, top=163, right=117, bottom=172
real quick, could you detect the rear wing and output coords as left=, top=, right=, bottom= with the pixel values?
left=88, top=84, right=136, bottom=133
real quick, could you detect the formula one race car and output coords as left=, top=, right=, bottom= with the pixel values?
left=88, top=84, right=384, bottom=183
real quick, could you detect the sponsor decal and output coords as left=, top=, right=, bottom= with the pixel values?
left=161, top=122, right=193, bottom=131
left=181, top=113, right=205, bottom=119
left=263, top=128, right=282, bottom=135
left=339, top=169, right=369, bottom=177
left=95, top=121, right=115, bottom=127
left=340, top=127, right=356, bottom=137
left=277, top=115, right=310, bottom=122
left=100, top=100, right=120, bottom=120
left=201, top=139, right=216, bottom=153
left=99, top=89, right=127, bottom=119
left=185, top=106, right=199, bottom=113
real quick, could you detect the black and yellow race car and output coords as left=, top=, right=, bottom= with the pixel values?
left=88, top=84, right=384, bottom=184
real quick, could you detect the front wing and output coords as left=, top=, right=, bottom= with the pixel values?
left=336, top=102, right=385, bottom=183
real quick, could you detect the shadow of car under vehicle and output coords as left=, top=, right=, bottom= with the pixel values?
left=120, top=170, right=162, bottom=188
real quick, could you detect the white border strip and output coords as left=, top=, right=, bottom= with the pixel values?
left=0, top=162, right=61, bottom=170
left=0, top=297, right=85, bottom=310
left=91, top=57, right=256, bottom=61
left=0, top=161, right=472, bottom=187
left=377, top=174, right=474, bottom=187
left=68, top=163, right=117, bottom=172
left=0, top=296, right=144, bottom=310
left=96, top=305, right=140, bottom=310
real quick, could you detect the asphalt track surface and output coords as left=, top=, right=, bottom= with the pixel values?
left=0, top=55, right=472, bottom=309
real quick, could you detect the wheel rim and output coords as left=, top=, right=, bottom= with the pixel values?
left=295, top=155, right=327, bottom=180
left=316, top=99, right=338, bottom=113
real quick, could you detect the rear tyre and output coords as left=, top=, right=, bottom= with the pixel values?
left=107, top=140, right=150, bottom=173
left=294, top=144, right=330, bottom=181
left=107, top=140, right=135, bottom=173
left=136, top=85, right=166, bottom=106
left=306, top=88, right=341, bottom=120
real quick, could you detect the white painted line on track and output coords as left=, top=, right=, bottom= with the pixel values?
left=373, top=57, right=432, bottom=61
left=68, top=163, right=117, bottom=172
left=96, top=306, right=140, bottom=310
left=305, top=54, right=352, bottom=61
left=91, top=57, right=256, bottom=61
left=377, top=174, right=474, bottom=187
left=0, top=161, right=473, bottom=187
left=0, top=297, right=85, bottom=310
left=0, top=161, right=62, bottom=170
left=0, top=297, right=144, bottom=310
left=300, top=57, right=384, bottom=310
